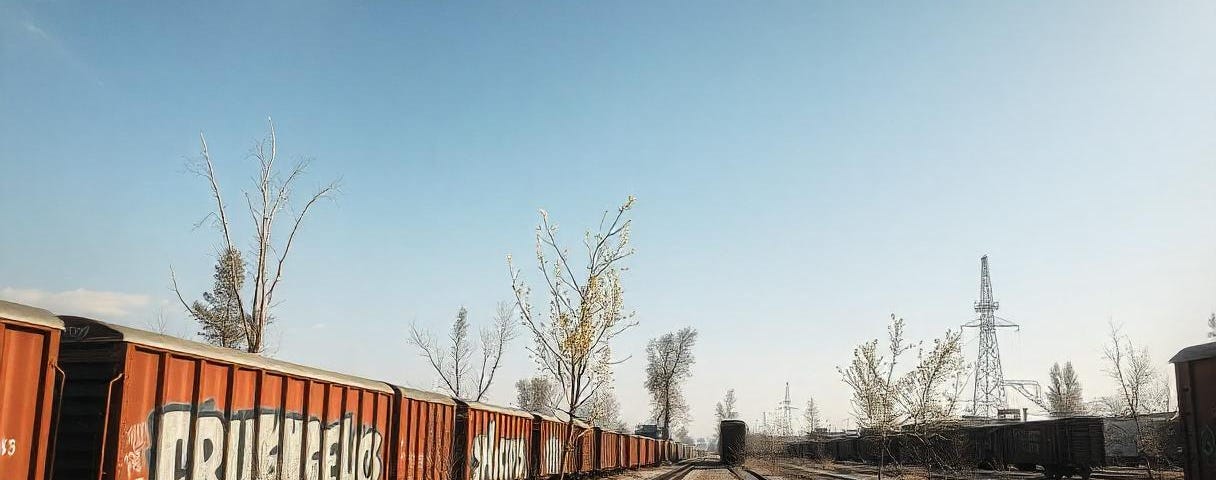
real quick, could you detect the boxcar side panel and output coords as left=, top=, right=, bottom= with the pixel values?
left=392, top=395, right=454, bottom=480
left=463, top=407, right=530, bottom=480
left=110, top=346, right=393, bottom=480
left=0, top=318, right=61, bottom=480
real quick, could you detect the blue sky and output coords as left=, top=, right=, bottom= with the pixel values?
left=2, top=1, right=1214, bottom=438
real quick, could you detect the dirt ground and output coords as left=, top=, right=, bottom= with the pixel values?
left=746, top=456, right=1183, bottom=480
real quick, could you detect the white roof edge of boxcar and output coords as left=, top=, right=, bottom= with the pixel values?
left=533, top=412, right=590, bottom=428
left=0, top=300, right=65, bottom=330
left=390, top=384, right=457, bottom=406
left=460, top=400, right=535, bottom=418
left=60, top=315, right=393, bottom=394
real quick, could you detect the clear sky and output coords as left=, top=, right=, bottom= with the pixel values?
left=2, top=1, right=1214, bottom=440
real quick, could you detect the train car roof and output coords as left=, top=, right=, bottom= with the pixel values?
left=534, top=412, right=590, bottom=428
left=390, top=384, right=458, bottom=405
left=0, top=300, right=65, bottom=330
left=459, top=400, right=535, bottom=418
left=1171, top=342, right=1216, bottom=363
left=59, top=315, right=392, bottom=394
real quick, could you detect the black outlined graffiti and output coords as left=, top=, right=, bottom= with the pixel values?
left=468, top=421, right=527, bottom=480
left=124, top=400, right=383, bottom=480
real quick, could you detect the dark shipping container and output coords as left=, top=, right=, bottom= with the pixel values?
left=719, top=420, right=746, bottom=466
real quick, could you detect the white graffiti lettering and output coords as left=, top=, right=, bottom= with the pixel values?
left=136, top=402, right=383, bottom=480
left=469, top=421, right=527, bottom=480
left=543, top=437, right=563, bottom=474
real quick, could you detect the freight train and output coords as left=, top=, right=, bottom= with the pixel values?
left=785, top=417, right=1106, bottom=479
left=0, top=301, right=702, bottom=480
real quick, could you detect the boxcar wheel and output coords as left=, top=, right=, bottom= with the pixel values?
left=1079, top=466, right=1092, bottom=480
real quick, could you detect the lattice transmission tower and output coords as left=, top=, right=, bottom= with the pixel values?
left=775, top=382, right=798, bottom=436
left=962, top=255, right=1019, bottom=418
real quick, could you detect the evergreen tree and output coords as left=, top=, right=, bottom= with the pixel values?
left=189, top=248, right=248, bottom=349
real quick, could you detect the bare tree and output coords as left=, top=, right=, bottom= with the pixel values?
left=144, top=306, right=177, bottom=337
left=645, top=327, right=698, bottom=441
left=803, top=397, right=821, bottom=435
left=516, top=376, right=557, bottom=413
left=577, top=387, right=628, bottom=432
left=409, top=302, right=517, bottom=401
left=1208, top=312, right=1215, bottom=339
left=175, top=247, right=247, bottom=349
left=508, top=196, right=638, bottom=480
left=1103, top=323, right=1171, bottom=479
left=171, top=119, right=338, bottom=354
left=1047, top=361, right=1086, bottom=416
left=716, top=389, right=739, bottom=421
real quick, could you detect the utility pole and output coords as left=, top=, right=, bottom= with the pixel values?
left=962, top=255, right=1019, bottom=418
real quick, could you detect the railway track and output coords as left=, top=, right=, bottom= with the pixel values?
left=642, top=459, right=769, bottom=480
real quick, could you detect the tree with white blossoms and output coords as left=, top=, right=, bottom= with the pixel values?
left=839, top=315, right=967, bottom=479
left=509, top=196, right=638, bottom=480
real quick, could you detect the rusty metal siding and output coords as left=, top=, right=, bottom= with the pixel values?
left=459, top=404, right=530, bottom=480
left=0, top=304, right=63, bottom=480
left=390, top=387, right=455, bottom=480
left=1173, top=343, right=1216, bottom=480
left=56, top=316, right=394, bottom=480
left=577, top=428, right=593, bottom=473
left=109, top=346, right=393, bottom=480
left=536, top=417, right=578, bottom=477
left=594, top=430, right=621, bottom=471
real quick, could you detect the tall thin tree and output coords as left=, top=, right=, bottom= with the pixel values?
left=645, top=327, right=698, bottom=441
left=715, top=389, right=739, bottom=421
left=171, top=119, right=338, bottom=353
left=1047, top=361, right=1086, bottom=416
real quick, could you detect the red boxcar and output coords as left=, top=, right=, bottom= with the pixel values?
left=0, top=301, right=63, bottom=480
left=389, top=385, right=456, bottom=480
left=594, top=429, right=623, bottom=470
left=54, top=316, right=394, bottom=480
left=624, top=435, right=641, bottom=468
left=457, top=401, right=531, bottom=480
left=534, top=414, right=592, bottom=476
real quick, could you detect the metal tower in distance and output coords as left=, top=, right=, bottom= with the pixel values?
left=963, top=255, right=1019, bottom=418
left=776, top=382, right=798, bottom=436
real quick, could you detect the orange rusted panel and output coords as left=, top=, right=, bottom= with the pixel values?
left=55, top=316, right=394, bottom=480
left=389, top=385, right=454, bottom=480
left=594, top=429, right=623, bottom=471
left=533, top=415, right=588, bottom=477
left=0, top=302, right=63, bottom=480
left=457, top=402, right=530, bottom=480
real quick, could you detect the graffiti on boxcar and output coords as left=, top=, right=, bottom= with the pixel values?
left=469, top=421, right=527, bottom=480
left=542, top=436, right=564, bottom=474
left=121, top=400, right=383, bottom=480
